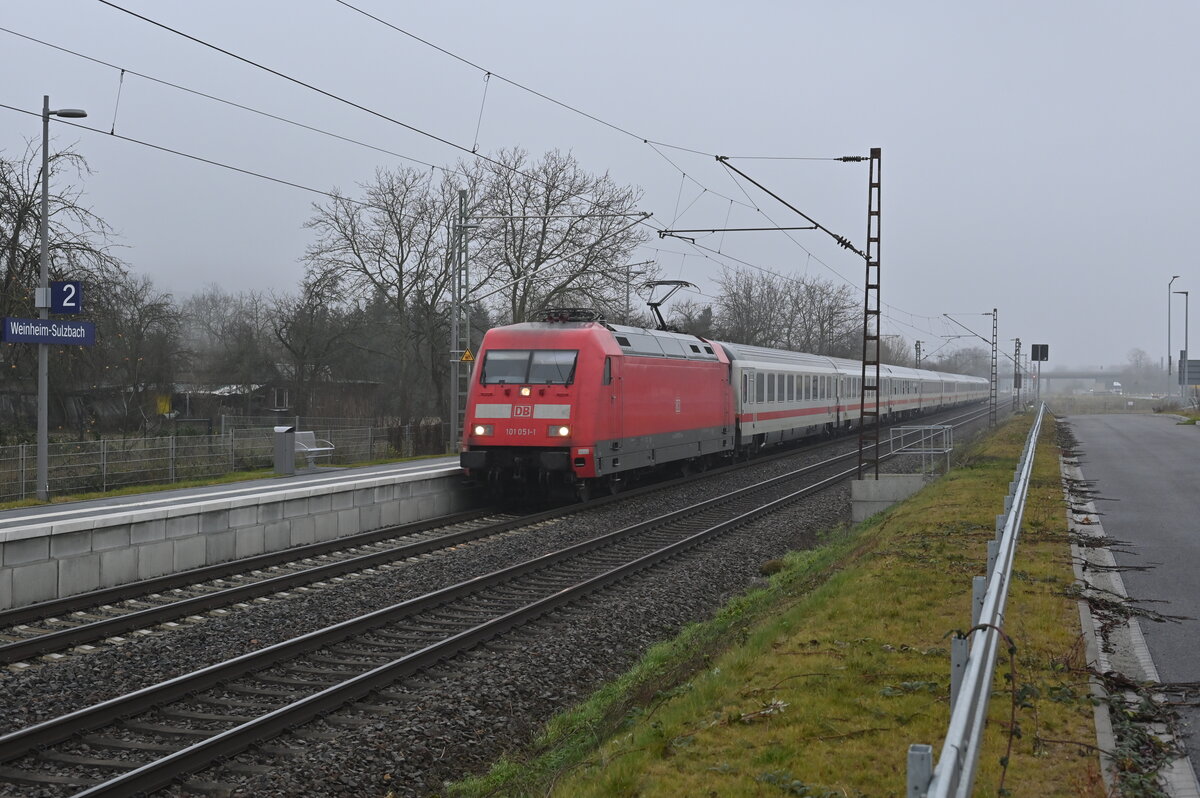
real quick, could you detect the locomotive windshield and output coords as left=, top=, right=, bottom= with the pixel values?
left=481, top=349, right=578, bottom=385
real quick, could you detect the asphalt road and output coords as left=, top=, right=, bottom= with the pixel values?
left=1067, top=413, right=1200, bottom=780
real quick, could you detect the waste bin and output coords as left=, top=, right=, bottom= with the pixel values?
left=274, top=426, right=296, bottom=475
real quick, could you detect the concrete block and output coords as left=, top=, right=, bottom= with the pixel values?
left=400, top=499, right=419, bottom=525
left=850, top=474, right=927, bottom=524
left=175, top=536, right=206, bottom=571
left=229, top=506, right=258, bottom=528
left=3, top=536, right=49, bottom=566
left=59, top=553, right=102, bottom=596
left=331, top=490, right=354, bottom=511
left=314, top=513, right=338, bottom=542
left=359, top=504, right=382, bottom=531
left=100, top=547, right=137, bottom=588
left=353, top=488, right=374, bottom=507
left=258, top=501, right=284, bottom=523
left=0, top=569, right=13, bottom=611
left=377, top=500, right=399, bottom=527
left=308, top=494, right=331, bottom=515
left=283, top=498, right=310, bottom=519
left=395, top=481, right=413, bottom=500
left=166, top=515, right=199, bottom=539
left=373, top=485, right=394, bottom=504
left=92, top=524, right=132, bottom=552
left=50, top=530, right=92, bottom=558
left=264, top=521, right=291, bottom=551
left=416, top=495, right=436, bottom=520
left=130, top=519, right=167, bottom=544
left=206, top=530, right=237, bottom=563
left=138, top=541, right=175, bottom=579
left=200, top=509, right=230, bottom=534
left=11, top=560, right=58, bottom=605
left=337, top=508, right=361, bottom=536
left=235, top=526, right=266, bottom=559
left=290, top=517, right=316, bottom=546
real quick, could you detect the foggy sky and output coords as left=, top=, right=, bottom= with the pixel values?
left=2, top=1, right=1196, bottom=371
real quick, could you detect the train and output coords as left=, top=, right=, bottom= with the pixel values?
left=459, top=309, right=989, bottom=500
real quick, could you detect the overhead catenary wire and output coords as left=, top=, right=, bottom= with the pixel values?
left=55, top=5, right=954, bottom=338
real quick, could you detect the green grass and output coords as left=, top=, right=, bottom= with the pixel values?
left=447, top=416, right=1105, bottom=798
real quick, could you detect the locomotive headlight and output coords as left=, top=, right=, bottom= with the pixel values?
left=551, top=425, right=570, bottom=437
left=472, top=424, right=494, bottom=436
left=520, top=386, right=532, bottom=397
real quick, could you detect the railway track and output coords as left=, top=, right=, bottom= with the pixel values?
left=0, top=404, right=994, bottom=795
left=0, top=406, right=992, bottom=670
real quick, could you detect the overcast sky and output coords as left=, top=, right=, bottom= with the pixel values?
left=2, top=1, right=1196, bottom=370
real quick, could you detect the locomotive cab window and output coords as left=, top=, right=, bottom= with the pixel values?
left=481, top=349, right=578, bottom=385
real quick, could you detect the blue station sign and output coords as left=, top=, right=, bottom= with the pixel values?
left=1, top=317, right=96, bottom=346
left=50, top=281, right=84, bottom=315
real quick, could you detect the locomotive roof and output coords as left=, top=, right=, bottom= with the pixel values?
left=487, top=321, right=721, bottom=362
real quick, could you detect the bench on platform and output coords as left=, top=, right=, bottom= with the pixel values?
left=295, top=431, right=335, bottom=468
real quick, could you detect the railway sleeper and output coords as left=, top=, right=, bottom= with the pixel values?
left=0, top=765, right=95, bottom=786
left=38, top=750, right=140, bottom=770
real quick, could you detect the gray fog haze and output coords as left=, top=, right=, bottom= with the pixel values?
left=2, top=1, right=1196, bottom=370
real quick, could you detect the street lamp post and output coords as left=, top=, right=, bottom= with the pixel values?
left=1169, top=275, right=1180, bottom=397
left=38, top=95, right=87, bottom=500
left=1176, top=290, right=1190, bottom=407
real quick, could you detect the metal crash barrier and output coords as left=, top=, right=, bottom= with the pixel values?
left=907, top=403, right=1046, bottom=797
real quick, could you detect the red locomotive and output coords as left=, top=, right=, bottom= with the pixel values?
left=460, top=309, right=987, bottom=500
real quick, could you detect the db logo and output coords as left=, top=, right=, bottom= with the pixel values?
left=514, top=405, right=533, bottom=417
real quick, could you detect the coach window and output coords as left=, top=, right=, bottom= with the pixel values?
left=742, top=373, right=750, bottom=403
left=767, top=374, right=776, bottom=402
left=787, top=374, right=795, bottom=401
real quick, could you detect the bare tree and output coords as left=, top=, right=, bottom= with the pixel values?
left=0, top=141, right=125, bottom=375
left=270, top=280, right=360, bottom=416
left=473, top=148, right=648, bottom=323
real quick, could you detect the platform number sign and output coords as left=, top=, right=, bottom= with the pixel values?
left=50, top=281, right=83, bottom=315
left=1031, top=344, right=1049, bottom=362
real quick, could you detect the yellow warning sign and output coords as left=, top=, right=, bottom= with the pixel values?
left=460, top=348, right=475, bottom=362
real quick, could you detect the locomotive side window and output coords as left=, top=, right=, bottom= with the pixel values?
left=603, top=357, right=612, bottom=385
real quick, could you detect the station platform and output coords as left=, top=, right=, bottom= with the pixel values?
left=0, top=457, right=472, bottom=611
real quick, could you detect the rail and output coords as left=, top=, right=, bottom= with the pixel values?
left=907, top=403, right=1046, bottom=797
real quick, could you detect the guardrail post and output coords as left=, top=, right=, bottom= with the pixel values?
left=907, top=743, right=933, bottom=797
left=1003, top=494, right=1013, bottom=512
left=950, top=634, right=968, bottom=708
left=971, top=575, right=986, bottom=627
left=995, top=513, right=1006, bottom=539
left=986, top=540, right=998, bottom=581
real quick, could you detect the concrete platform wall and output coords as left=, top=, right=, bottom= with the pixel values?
left=0, top=472, right=476, bottom=610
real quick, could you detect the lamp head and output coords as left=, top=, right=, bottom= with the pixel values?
left=49, top=108, right=87, bottom=119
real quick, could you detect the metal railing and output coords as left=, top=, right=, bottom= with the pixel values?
left=0, top=424, right=434, bottom=502
left=907, top=403, right=1046, bottom=797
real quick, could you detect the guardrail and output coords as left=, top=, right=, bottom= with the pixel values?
left=907, top=403, right=1046, bottom=797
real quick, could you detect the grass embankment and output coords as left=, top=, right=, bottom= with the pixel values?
left=449, top=414, right=1104, bottom=797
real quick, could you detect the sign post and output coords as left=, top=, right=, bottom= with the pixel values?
left=1031, top=344, right=1049, bottom=404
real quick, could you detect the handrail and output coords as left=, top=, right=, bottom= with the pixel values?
left=908, top=403, right=1046, bottom=797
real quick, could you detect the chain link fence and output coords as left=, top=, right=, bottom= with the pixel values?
left=0, top=421, right=451, bottom=502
